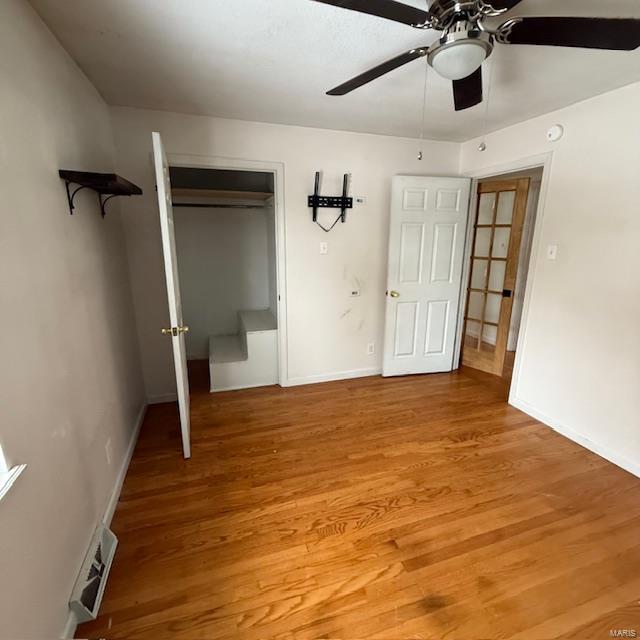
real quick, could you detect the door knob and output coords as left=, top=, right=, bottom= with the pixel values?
left=389, top=290, right=400, bottom=298
left=161, top=326, right=190, bottom=336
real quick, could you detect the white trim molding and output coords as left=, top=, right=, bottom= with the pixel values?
left=457, top=152, right=554, bottom=408
left=166, top=152, right=288, bottom=388
left=286, top=367, right=381, bottom=387
left=103, top=403, right=147, bottom=526
left=512, top=397, right=640, bottom=479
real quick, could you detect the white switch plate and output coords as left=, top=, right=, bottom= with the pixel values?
left=367, top=342, right=375, bottom=355
left=547, top=244, right=558, bottom=260
left=319, top=242, right=328, bottom=255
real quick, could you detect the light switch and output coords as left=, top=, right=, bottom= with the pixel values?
left=547, top=244, right=558, bottom=260
left=319, top=242, right=328, bottom=255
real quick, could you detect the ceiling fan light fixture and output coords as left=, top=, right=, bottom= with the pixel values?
left=428, top=39, right=490, bottom=81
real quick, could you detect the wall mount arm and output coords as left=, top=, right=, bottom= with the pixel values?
left=59, top=170, right=143, bottom=217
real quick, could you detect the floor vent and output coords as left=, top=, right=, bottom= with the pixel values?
left=69, top=525, right=118, bottom=623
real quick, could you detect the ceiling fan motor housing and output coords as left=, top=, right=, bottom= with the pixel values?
left=426, top=0, right=501, bottom=30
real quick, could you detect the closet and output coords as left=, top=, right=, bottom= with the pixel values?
left=170, top=167, right=278, bottom=392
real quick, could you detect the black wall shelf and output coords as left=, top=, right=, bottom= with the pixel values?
left=59, top=170, right=143, bottom=217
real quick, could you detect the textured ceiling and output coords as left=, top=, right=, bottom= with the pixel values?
left=30, top=0, right=640, bottom=141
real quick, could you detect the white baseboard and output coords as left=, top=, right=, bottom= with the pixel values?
left=148, top=392, right=177, bottom=404
left=511, top=397, right=640, bottom=479
left=60, top=402, right=146, bottom=639
left=210, top=381, right=277, bottom=393
left=103, top=403, right=147, bottom=526
left=286, top=367, right=381, bottom=387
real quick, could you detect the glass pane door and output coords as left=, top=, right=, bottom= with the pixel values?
left=461, top=178, right=530, bottom=376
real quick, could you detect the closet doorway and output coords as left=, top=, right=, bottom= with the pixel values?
left=169, top=162, right=284, bottom=393
left=460, top=167, right=543, bottom=384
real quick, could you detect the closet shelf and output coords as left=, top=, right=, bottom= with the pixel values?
left=59, top=170, right=143, bottom=217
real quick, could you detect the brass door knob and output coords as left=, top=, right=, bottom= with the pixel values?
left=389, top=290, right=400, bottom=298
left=161, top=326, right=189, bottom=336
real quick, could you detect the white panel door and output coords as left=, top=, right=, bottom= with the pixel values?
left=382, top=176, right=471, bottom=377
left=152, top=132, right=191, bottom=459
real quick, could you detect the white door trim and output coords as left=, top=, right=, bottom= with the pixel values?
left=166, top=152, right=288, bottom=387
left=457, top=152, right=554, bottom=407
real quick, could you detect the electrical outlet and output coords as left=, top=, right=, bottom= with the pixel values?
left=547, top=244, right=558, bottom=260
left=350, top=289, right=361, bottom=297
left=105, top=438, right=112, bottom=466
left=354, top=196, right=366, bottom=205
left=319, top=242, right=328, bottom=255
left=367, top=342, right=375, bottom=355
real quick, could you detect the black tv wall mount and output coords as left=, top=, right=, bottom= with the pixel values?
left=307, top=171, right=353, bottom=232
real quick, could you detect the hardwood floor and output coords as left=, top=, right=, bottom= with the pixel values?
left=79, top=366, right=640, bottom=639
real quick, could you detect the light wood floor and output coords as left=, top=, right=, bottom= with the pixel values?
left=79, top=365, right=640, bottom=639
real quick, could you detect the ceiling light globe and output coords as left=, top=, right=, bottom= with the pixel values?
left=430, top=41, right=488, bottom=81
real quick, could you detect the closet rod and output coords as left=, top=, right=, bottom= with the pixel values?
left=173, top=203, right=267, bottom=210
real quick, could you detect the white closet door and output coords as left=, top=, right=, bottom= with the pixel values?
left=152, top=132, right=191, bottom=459
left=382, top=176, right=470, bottom=377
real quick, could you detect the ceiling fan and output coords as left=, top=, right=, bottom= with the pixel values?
left=314, top=0, right=640, bottom=111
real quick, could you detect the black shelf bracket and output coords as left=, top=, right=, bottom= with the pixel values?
left=97, top=194, right=121, bottom=218
left=64, top=182, right=90, bottom=215
left=307, top=172, right=353, bottom=232
left=59, top=170, right=143, bottom=217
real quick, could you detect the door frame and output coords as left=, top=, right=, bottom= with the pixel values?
left=454, top=152, right=553, bottom=405
left=166, top=152, right=288, bottom=387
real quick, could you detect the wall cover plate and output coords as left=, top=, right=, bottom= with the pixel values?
left=547, top=125, right=564, bottom=142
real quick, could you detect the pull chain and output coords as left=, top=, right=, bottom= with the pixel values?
left=418, top=59, right=429, bottom=160
left=478, top=58, right=495, bottom=152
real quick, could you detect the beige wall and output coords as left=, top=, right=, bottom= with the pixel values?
left=0, top=1, right=145, bottom=636
left=460, top=81, right=640, bottom=476
left=110, top=107, right=460, bottom=399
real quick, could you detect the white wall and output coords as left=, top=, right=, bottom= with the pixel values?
left=174, top=204, right=272, bottom=359
left=460, top=81, right=640, bottom=477
left=110, top=108, right=460, bottom=399
left=0, top=1, right=145, bottom=636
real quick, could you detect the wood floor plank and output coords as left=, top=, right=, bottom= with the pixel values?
left=78, top=366, right=640, bottom=639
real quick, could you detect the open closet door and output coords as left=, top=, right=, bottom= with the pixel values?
left=382, top=176, right=471, bottom=377
left=152, top=132, right=191, bottom=459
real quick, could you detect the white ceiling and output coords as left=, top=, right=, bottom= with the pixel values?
left=30, top=0, right=640, bottom=142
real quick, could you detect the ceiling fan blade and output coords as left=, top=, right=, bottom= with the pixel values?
left=453, top=67, right=483, bottom=111
left=497, top=17, right=640, bottom=50
left=327, top=49, right=427, bottom=96
left=312, top=0, right=430, bottom=27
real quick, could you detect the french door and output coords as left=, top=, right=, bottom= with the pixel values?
left=461, top=178, right=530, bottom=376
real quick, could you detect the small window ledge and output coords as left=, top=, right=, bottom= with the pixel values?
left=0, top=464, right=26, bottom=502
